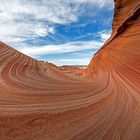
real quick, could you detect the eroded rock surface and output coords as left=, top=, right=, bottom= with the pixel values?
left=0, top=0, right=140, bottom=139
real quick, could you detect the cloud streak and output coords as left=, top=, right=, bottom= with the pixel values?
left=0, top=0, right=113, bottom=65
left=18, top=40, right=104, bottom=57
left=0, top=0, right=113, bottom=43
left=50, top=58, right=91, bottom=66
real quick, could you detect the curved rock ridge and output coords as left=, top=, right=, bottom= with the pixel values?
left=0, top=0, right=140, bottom=140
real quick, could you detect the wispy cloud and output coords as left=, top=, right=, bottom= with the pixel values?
left=0, top=0, right=113, bottom=43
left=50, top=58, right=91, bottom=66
left=73, top=0, right=114, bottom=8
left=99, top=31, right=112, bottom=41
left=0, top=0, right=113, bottom=65
left=0, top=0, right=78, bottom=43
left=18, top=40, right=104, bottom=57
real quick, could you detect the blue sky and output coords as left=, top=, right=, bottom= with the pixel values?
left=0, top=0, right=114, bottom=66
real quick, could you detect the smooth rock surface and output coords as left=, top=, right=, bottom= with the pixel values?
left=0, top=0, right=140, bottom=139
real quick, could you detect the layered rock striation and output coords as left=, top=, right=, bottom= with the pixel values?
left=0, top=0, right=140, bottom=140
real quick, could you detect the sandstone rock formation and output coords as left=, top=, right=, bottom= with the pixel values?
left=0, top=0, right=140, bottom=140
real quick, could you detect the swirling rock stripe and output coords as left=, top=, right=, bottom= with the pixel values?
left=0, top=0, right=140, bottom=140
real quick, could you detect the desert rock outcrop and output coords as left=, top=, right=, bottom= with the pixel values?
left=0, top=0, right=140, bottom=140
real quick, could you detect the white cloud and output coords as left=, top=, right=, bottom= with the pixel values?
left=17, top=40, right=103, bottom=57
left=0, top=0, right=78, bottom=24
left=0, top=22, right=55, bottom=43
left=73, top=0, right=114, bottom=8
left=100, top=32, right=111, bottom=41
left=0, top=0, right=113, bottom=65
left=50, top=58, right=91, bottom=66
left=0, top=0, right=78, bottom=43
left=0, top=0, right=113, bottom=44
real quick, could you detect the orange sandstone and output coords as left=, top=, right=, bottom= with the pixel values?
left=0, top=0, right=140, bottom=139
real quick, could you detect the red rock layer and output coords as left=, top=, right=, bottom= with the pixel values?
left=0, top=0, right=140, bottom=140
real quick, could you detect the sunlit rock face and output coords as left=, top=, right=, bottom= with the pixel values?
left=0, top=0, right=140, bottom=140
